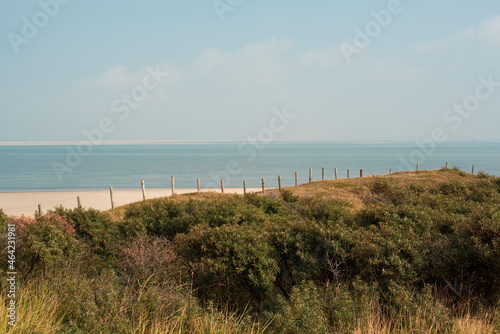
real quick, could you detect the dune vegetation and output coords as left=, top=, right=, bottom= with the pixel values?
left=1, top=168, right=500, bottom=333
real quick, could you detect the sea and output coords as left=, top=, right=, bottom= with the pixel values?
left=0, top=142, right=499, bottom=192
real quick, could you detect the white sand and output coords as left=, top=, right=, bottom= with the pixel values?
left=0, top=188, right=263, bottom=217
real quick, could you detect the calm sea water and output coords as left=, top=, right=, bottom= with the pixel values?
left=0, top=142, right=499, bottom=192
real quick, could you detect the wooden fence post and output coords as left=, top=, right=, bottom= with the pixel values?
left=77, top=196, right=82, bottom=209
left=171, top=176, right=175, bottom=195
left=109, top=186, right=115, bottom=210
left=416, top=164, right=419, bottom=171
left=262, top=178, right=265, bottom=193
left=197, top=179, right=200, bottom=192
left=278, top=175, right=282, bottom=191
left=38, top=204, right=42, bottom=216
left=360, top=169, right=363, bottom=178
left=335, top=168, right=338, bottom=180
left=389, top=169, right=392, bottom=175
left=141, top=180, right=146, bottom=201
left=221, top=180, right=224, bottom=193
left=295, top=172, right=298, bottom=187
left=243, top=180, right=247, bottom=194
left=309, top=169, right=312, bottom=183
left=322, top=167, right=325, bottom=181
left=347, top=169, right=350, bottom=179
left=472, top=165, right=475, bottom=175
left=445, top=162, right=449, bottom=169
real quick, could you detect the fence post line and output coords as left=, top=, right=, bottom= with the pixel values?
left=171, top=176, right=175, bottom=195
left=262, top=178, right=265, bottom=193
left=360, top=169, right=363, bottom=178
left=334, top=168, right=338, bottom=180
left=472, top=165, right=475, bottom=175
left=347, top=169, right=350, bottom=179
left=243, top=180, right=247, bottom=194
left=141, top=180, right=146, bottom=201
left=322, top=167, right=325, bottom=181
left=278, top=175, right=282, bottom=191
left=109, top=186, right=115, bottom=210
left=309, top=169, right=312, bottom=183
left=77, top=196, right=82, bottom=209
left=295, top=172, right=298, bottom=187
left=38, top=204, right=42, bottom=216
left=197, top=179, right=200, bottom=192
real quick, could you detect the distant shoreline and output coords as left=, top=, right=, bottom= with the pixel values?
left=1, top=140, right=500, bottom=146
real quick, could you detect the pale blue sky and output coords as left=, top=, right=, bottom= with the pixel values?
left=1, top=0, right=499, bottom=142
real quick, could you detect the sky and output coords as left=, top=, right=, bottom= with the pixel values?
left=0, top=0, right=499, bottom=143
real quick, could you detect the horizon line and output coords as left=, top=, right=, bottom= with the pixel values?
left=0, top=139, right=499, bottom=146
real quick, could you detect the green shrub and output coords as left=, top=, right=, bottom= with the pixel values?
left=271, top=281, right=328, bottom=334
left=280, top=189, right=299, bottom=203
left=124, top=196, right=269, bottom=239
left=437, top=180, right=496, bottom=203
left=12, top=214, right=80, bottom=278
left=293, top=196, right=351, bottom=224
left=194, top=196, right=269, bottom=227
left=54, top=267, right=190, bottom=333
left=477, top=171, right=492, bottom=179
left=354, top=178, right=408, bottom=207
left=123, top=198, right=192, bottom=237
left=174, top=223, right=278, bottom=309
left=269, top=219, right=332, bottom=293
left=244, top=193, right=288, bottom=216
left=384, top=282, right=452, bottom=333
left=323, top=278, right=378, bottom=333
left=52, top=207, right=119, bottom=259
left=328, top=214, right=429, bottom=289
left=0, top=209, right=7, bottom=232
left=429, top=203, right=500, bottom=304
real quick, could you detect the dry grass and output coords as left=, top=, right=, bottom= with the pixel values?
left=111, top=169, right=478, bottom=216
left=0, top=274, right=271, bottom=334
left=287, top=169, right=477, bottom=211
left=0, top=281, right=62, bottom=333
left=2, top=290, right=496, bottom=334
left=352, top=309, right=497, bottom=334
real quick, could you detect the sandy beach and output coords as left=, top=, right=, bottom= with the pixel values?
left=0, top=187, right=263, bottom=217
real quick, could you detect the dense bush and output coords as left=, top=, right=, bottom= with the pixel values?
left=118, top=234, right=179, bottom=284
left=175, top=223, right=278, bottom=310
left=271, top=281, right=328, bottom=334
left=0, top=209, right=7, bottom=233
left=123, top=196, right=270, bottom=238
left=268, top=219, right=332, bottom=295
left=123, top=198, right=194, bottom=237
left=10, top=214, right=80, bottom=279
left=293, top=196, right=352, bottom=224
left=49, top=207, right=120, bottom=269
